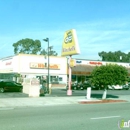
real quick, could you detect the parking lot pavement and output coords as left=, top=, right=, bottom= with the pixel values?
left=0, top=92, right=28, bottom=98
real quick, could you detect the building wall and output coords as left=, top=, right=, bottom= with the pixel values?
left=1, top=55, right=130, bottom=85
left=0, top=54, right=68, bottom=84
left=75, top=59, right=130, bottom=68
left=70, top=59, right=130, bottom=77
left=0, top=56, right=14, bottom=73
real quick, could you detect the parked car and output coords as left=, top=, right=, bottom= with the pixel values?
left=91, top=85, right=101, bottom=90
left=0, top=81, right=23, bottom=93
left=122, top=83, right=130, bottom=90
left=83, top=81, right=91, bottom=89
left=66, top=81, right=84, bottom=90
left=77, top=82, right=84, bottom=90
left=83, top=81, right=104, bottom=90
left=108, top=84, right=123, bottom=90
left=91, top=84, right=105, bottom=90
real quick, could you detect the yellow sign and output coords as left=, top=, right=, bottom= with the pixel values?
left=70, top=59, right=76, bottom=68
left=61, top=29, right=80, bottom=56
left=30, top=62, right=60, bottom=70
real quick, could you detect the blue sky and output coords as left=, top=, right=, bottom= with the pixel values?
left=0, top=0, right=130, bottom=60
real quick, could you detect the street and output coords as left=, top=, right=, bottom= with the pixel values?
left=0, top=88, right=130, bottom=130
left=0, top=102, right=130, bottom=130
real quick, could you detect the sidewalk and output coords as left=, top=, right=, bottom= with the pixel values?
left=0, top=96, right=96, bottom=108
left=0, top=95, right=130, bottom=108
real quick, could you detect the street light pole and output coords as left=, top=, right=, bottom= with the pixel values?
left=43, top=38, right=49, bottom=94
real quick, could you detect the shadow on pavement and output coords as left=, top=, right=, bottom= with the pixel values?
left=46, top=89, right=120, bottom=99
left=91, top=94, right=119, bottom=99
left=0, top=89, right=120, bottom=99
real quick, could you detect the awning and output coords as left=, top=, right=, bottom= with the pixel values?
left=71, top=65, right=130, bottom=76
left=70, top=65, right=95, bottom=76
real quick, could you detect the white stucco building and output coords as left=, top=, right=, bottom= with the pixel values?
left=1, top=54, right=130, bottom=87
left=0, top=54, right=67, bottom=85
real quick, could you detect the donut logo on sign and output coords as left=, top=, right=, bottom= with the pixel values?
left=64, top=31, right=72, bottom=44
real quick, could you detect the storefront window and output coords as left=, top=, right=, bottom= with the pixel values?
left=72, top=75, right=76, bottom=82
left=0, top=73, right=18, bottom=81
left=59, top=77, right=62, bottom=81
left=50, top=76, right=59, bottom=83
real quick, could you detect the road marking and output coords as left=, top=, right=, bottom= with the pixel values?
left=91, top=116, right=121, bottom=120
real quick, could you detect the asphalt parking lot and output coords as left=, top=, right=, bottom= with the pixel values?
left=0, top=89, right=129, bottom=98
left=0, top=92, right=28, bottom=98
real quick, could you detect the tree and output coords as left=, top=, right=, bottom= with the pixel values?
left=13, top=38, right=58, bottom=56
left=13, top=38, right=41, bottom=54
left=40, top=48, right=58, bottom=56
left=91, top=64, right=128, bottom=99
left=40, top=49, right=47, bottom=55
left=98, top=51, right=130, bottom=62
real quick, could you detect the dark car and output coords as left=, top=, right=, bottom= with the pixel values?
left=83, top=81, right=92, bottom=89
left=0, top=81, right=23, bottom=93
left=66, top=81, right=84, bottom=90
left=66, top=82, right=77, bottom=90
left=122, top=83, right=130, bottom=90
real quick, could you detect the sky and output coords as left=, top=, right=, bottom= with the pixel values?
left=0, top=0, right=130, bottom=60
